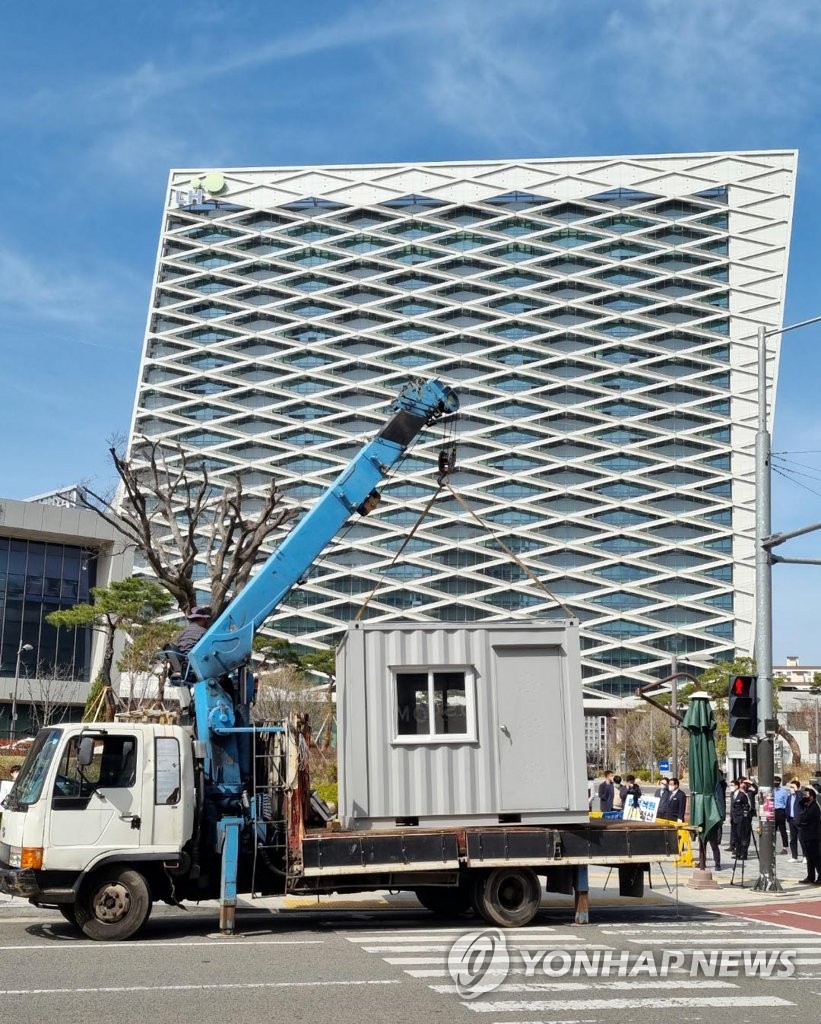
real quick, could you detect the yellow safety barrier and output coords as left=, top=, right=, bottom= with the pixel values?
left=653, top=816, right=695, bottom=867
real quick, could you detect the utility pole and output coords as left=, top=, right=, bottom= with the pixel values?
left=754, top=323, right=779, bottom=892
left=10, top=643, right=33, bottom=740
left=753, top=313, right=821, bottom=892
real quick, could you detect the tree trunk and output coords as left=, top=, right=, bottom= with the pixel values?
left=777, top=724, right=802, bottom=766
left=101, top=618, right=117, bottom=722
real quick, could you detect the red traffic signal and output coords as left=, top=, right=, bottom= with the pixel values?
left=728, top=674, right=757, bottom=738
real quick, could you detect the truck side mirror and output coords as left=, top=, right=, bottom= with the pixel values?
left=77, top=736, right=95, bottom=768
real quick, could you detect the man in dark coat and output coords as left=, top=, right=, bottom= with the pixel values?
left=623, top=774, right=642, bottom=814
left=725, top=778, right=741, bottom=854
left=798, top=787, right=821, bottom=884
left=667, top=778, right=687, bottom=822
left=705, top=775, right=727, bottom=870
left=656, top=778, right=672, bottom=820
left=730, top=779, right=753, bottom=859
left=598, top=771, right=614, bottom=813
left=787, top=779, right=804, bottom=862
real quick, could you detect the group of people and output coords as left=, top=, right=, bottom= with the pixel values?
left=591, top=768, right=821, bottom=882
left=596, top=771, right=689, bottom=823
left=597, top=771, right=642, bottom=814
left=714, top=774, right=821, bottom=882
left=652, top=776, right=688, bottom=822
left=767, top=776, right=821, bottom=884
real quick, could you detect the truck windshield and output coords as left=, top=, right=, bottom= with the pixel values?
left=10, top=729, right=62, bottom=809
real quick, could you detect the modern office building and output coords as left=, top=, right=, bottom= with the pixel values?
left=128, top=152, right=796, bottom=695
left=0, top=492, right=132, bottom=735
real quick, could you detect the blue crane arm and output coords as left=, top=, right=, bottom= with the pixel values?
left=186, top=378, right=458, bottom=683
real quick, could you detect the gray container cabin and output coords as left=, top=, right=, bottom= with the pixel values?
left=336, top=620, right=588, bottom=830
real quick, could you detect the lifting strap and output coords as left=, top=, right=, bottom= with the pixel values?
left=354, top=477, right=575, bottom=621
left=444, top=482, right=574, bottom=618
left=354, top=486, right=444, bottom=621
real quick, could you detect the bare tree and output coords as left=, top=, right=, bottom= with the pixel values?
left=25, top=663, right=85, bottom=731
left=785, top=705, right=817, bottom=766
left=622, top=707, right=673, bottom=776
left=253, top=665, right=325, bottom=725
left=74, top=436, right=299, bottom=615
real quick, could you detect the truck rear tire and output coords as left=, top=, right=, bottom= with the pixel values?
left=471, top=867, right=541, bottom=928
left=414, top=885, right=473, bottom=917
left=75, top=868, right=152, bottom=941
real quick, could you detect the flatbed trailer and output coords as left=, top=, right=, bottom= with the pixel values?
left=290, top=819, right=680, bottom=924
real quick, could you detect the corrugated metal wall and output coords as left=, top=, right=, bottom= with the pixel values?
left=337, top=621, right=588, bottom=828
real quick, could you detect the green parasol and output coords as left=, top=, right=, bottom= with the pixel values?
left=682, top=693, right=722, bottom=869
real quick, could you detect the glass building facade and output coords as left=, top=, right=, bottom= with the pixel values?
left=0, top=495, right=131, bottom=736
left=128, top=153, right=796, bottom=695
left=0, top=538, right=96, bottom=681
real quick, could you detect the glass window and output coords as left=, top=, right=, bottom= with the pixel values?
left=10, top=728, right=61, bottom=807
left=155, top=737, right=181, bottom=805
left=394, top=669, right=474, bottom=742
left=592, top=592, right=655, bottom=609
left=53, top=733, right=138, bottom=807
left=594, top=564, right=653, bottom=581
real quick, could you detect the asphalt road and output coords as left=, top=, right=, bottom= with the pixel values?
left=0, top=899, right=818, bottom=1024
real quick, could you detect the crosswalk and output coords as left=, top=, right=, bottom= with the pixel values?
left=342, top=913, right=819, bottom=1020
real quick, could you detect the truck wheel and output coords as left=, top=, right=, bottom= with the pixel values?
left=75, top=868, right=152, bottom=941
left=414, top=885, right=473, bottom=917
left=471, top=867, right=541, bottom=928
left=57, top=905, right=81, bottom=930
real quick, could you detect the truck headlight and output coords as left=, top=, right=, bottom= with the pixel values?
left=8, top=846, right=42, bottom=870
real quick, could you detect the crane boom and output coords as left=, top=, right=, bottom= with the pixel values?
left=187, top=377, right=458, bottom=683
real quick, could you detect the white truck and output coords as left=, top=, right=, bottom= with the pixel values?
left=0, top=380, right=679, bottom=939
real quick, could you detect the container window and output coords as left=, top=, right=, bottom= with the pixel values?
left=394, top=668, right=476, bottom=743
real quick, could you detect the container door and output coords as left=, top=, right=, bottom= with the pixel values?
left=494, top=645, right=568, bottom=813
left=49, top=733, right=143, bottom=852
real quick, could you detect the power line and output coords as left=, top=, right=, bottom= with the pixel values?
left=771, top=457, right=821, bottom=483
left=772, top=464, right=821, bottom=503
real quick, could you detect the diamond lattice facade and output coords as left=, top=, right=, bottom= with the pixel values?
left=129, top=152, right=796, bottom=695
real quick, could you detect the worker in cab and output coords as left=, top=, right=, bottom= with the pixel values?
left=173, top=606, right=212, bottom=654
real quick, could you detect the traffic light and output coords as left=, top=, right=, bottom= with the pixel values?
left=728, top=674, right=758, bottom=738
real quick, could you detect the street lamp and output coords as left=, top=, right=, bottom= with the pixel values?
left=11, top=643, right=33, bottom=740
left=754, top=314, right=821, bottom=893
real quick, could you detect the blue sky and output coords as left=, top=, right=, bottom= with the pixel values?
left=3, top=0, right=821, bottom=661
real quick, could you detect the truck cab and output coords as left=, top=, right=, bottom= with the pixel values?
left=1, top=723, right=195, bottom=938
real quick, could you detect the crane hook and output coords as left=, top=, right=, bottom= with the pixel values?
left=437, top=444, right=457, bottom=486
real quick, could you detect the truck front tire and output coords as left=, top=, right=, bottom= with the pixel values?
left=75, top=868, right=152, bottom=941
left=57, top=905, right=81, bottom=930
left=471, top=867, right=541, bottom=928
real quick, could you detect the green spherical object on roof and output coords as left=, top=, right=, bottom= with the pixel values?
left=203, top=172, right=226, bottom=194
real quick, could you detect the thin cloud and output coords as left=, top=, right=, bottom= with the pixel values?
left=1, top=4, right=428, bottom=129
left=0, top=245, right=144, bottom=337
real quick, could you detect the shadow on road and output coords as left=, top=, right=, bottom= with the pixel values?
left=21, top=899, right=722, bottom=943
